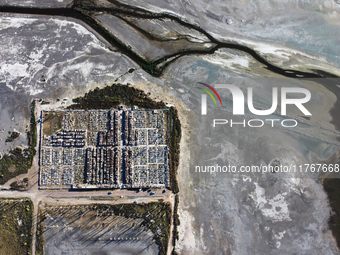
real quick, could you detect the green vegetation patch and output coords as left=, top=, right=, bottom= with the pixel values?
left=5, top=131, right=20, bottom=142
left=0, top=101, right=36, bottom=185
left=0, top=148, right=33, bottom=185
left=0, top=198, right=33, bottom=255
left=68, top=83, right=166, bottom=110
left=172, top=195, right=180, bottom=248
left=168, top=107, right=181, bottom=194
left=35, top=205, right=45, bottom=255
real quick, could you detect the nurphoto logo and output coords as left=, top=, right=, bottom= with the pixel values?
left=197, top=82, right=312, bottom=128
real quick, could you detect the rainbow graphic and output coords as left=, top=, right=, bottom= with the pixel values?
left=197, top=82, right=223, bottom=106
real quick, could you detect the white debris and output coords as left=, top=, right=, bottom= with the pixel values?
left=226, top=18, right=233, bottom=25
left=250, top=183, right=291, bottom=222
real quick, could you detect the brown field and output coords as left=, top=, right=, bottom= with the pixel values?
left=42, top=111, right=64, bottom=136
